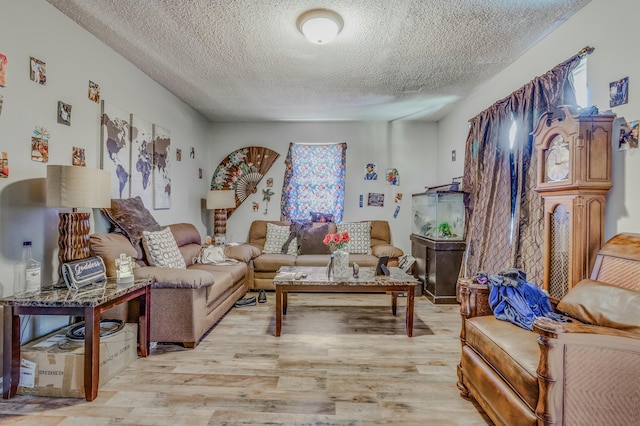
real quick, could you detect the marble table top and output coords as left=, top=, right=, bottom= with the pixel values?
left=0, top=278, right=151, bottom=308
left=274, top=266, right=418, bottom=287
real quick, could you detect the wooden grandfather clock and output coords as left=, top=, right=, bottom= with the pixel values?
left=533, top=106, right=615, bottom=300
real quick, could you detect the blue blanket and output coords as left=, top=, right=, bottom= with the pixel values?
left=477, top=268, right=565, bottom=330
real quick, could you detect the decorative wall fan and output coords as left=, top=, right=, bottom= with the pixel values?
left=210, top=146, right=280, bottom=217
left=235, top=172, right=263, bottom=202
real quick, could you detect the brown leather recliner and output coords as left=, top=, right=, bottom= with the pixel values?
left=457, top=233, right=640, bottom=425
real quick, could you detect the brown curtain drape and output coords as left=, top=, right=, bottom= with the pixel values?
left=462, top=49, right=590, bottom=283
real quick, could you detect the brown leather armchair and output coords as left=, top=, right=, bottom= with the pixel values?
left=457, top=233, right=640, bottom=425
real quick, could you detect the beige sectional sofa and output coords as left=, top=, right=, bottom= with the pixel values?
left=242, top=220, right=404, bottom=290
left=90, top=222, right=257, bottom=348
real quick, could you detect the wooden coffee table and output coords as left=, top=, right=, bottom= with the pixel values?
left=273, top=266, right=419, bottom=337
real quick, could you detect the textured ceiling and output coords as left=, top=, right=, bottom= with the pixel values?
left=46, top=0, right=591, bottom=122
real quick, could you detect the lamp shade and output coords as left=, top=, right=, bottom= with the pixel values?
left=46, top=165, right=111, bottom=208
left=207, top=190, right=236, bottom=210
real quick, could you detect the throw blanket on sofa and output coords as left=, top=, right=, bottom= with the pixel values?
left=477, top=268, right=565, bottom=330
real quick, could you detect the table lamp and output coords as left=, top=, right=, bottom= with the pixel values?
left=206, top=189, right=236, bottom=243
left=46, top=165, right=111, bottom=272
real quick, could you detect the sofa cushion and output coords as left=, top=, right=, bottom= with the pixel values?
left=263, top=223, right=297, bottom=255
left=557, top=279, right=640, bottom=335
left=190, top=262, right=248, bottom=284
left=101, top=196, right=161, bottom=245
left=371, top=244, right=404, bottom=258
left=141, top=227, right=187, bottom=269
left=135, top=266, right=214, bottom=289
left=465, top=315, right=539, bottom=411
left=225, top=244, right=262, bottom=263
left=337, top=222, right=372, bottom=254
left=253, top=253, right=297, bottom=271
left=298, top=224, right=331, bottom=255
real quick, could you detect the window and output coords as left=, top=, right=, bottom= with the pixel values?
left=281, top=143, right=346, bottom=222
left=571, top=57, right=588, bottom=107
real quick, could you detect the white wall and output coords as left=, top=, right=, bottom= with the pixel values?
left=208, top=121, right=439, bottom=253
left=0, top=1, right=211, bottom=341
left=437, top=0, right=640, bottom=239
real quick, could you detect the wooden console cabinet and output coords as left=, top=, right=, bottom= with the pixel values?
left=411, top=234, right=466, bottom=304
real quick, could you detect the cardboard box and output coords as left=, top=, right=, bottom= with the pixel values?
left=17, top=322, right=138, bottom=398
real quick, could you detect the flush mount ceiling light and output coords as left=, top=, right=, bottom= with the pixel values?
left=297, top=9, right=343, bottom=44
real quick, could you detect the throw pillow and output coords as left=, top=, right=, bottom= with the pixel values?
left=101, top=196, right=161, bottom=245
left=337, top=221, right=372, bottom=254
left=263, top=223, right=297, bottom=255
left=298, top=224, right=331, bottom=255
left=557, top=279, right=640, bottom=334
left=141, top=227, right=186, bottom=269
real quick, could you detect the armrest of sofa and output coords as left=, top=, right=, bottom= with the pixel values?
left=133, top=266, right=215, bottom=289
left=371, top=244, right=403, bottom=258
left=224, top=244, right=262, bottom=263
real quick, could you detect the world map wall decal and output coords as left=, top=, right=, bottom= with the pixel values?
left=210, top=146, right=280, bottom=218
left=101, top=100, right=172, bottom=209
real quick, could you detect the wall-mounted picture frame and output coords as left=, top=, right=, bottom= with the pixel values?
left=0, top=53, right=7, bottom=87
left=57, top=101, right=72, bottom=126
left=29, top=56, right=46, bottom=85
left=72, top=146, right=86, bottom=166
left=386, top=168, right=399, bottom=185
left=609, top=76, right=629, bottom=107
left=367, top=192, right=384, bottom=207
left=176, top=148, right=182, bottom=161
left=0, top=152, right=8, bottom=178
left=365, top=163, right=378, bottom=180
left=88, top=80, right=100, bottom=103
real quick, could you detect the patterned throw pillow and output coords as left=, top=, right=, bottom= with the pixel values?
left=141, top=227, right=186, bottom=268
left=337, top=221, right=372, bottom=254
left=101, top=196, right=161, bottom=245
left=263, top=223, right=297, bottom=255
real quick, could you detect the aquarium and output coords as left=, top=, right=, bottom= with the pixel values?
left=411, top=191, right=465, bottom=240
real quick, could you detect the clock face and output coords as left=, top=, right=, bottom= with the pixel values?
left=545, top=135, right=570, bottom=182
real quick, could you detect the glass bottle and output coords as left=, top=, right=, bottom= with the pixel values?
left=13, top=241, right=41, bottom=295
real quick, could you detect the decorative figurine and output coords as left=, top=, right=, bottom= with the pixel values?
left=115, top=253, right=134, bottom=284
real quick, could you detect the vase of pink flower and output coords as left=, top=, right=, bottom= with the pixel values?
left=323, top=231, right=351, bottom=280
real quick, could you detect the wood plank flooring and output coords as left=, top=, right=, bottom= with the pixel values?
left=0, top=293, right=492, bottom=425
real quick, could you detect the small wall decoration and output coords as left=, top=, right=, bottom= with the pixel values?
left=72, top=147, right=86, bottom=166
left=31, top=126, right=50, bottom=163
left=252, top=202, right=259, bottom=212
left=0, top=94, right=3, bottom=116
left=176, top=148, right=182, bottom=161
left=266, top=177, right=273, bottom=187
left=190, top=147, right=195, bottom=159
left=0, top=53, right=7, bottom=87
left=393, top=205, right=401, bottom=218
left=262, top=188, right=275, bottom=215
left=609, top=76, right=629, bottom=107
left=101, top=101, right=131, bottom=199
left=152, top=124, right=172, bottom=209
left=365, top=163, right=378, bottom=180
left=395, top=193, right=403, bottom=203
left=57, top=101, right=72, bottom=126
left=367, top=192, right=384, bottom=207
left=359, top=194, right=363, bottom=208
left=29, top=56, right=46, bottom=85
left=0, top=152, right=8, bottom=178
left=199, top=168, right=202, bottom=179
left=88, top=80, right=100, bottom=103
left=386, top=168, right=399, bottom=185
left=131, top=115, right=154, bottom=207
left=619, top=120, right=639, bottom=150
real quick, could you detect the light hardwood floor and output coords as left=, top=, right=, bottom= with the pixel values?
left=0, top=293, right=492, bottom=425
